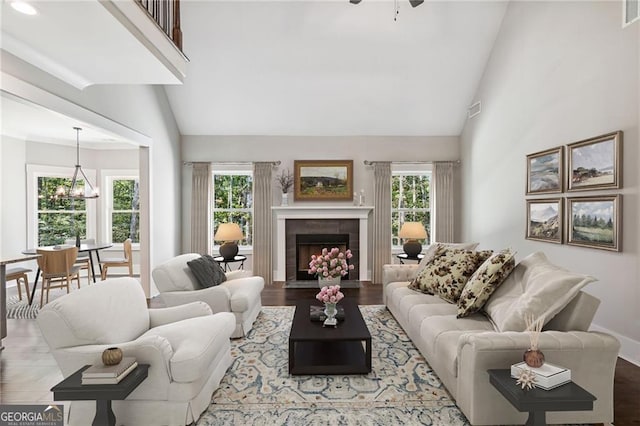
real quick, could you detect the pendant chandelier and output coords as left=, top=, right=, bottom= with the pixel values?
left=56, top=127, right=99, bottom=199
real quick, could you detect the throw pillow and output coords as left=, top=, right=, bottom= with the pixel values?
left=457, top=250, right=516, bottom=318
left=410, top=246, right=492, bottom=303
left=187, top=255, right=228, bottom=289
left=411, top=242, right=480, bottom=279
left=482, top=252, right=595, bottom=332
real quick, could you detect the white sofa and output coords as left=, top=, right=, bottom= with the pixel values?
left=37, top=277, right=235, bottom=426
left=383, top=252, right=620, bottom=425
left=152, top=253, right=264, bottom=338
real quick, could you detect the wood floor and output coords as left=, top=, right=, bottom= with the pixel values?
left=2, top=283, right=638, bottom=425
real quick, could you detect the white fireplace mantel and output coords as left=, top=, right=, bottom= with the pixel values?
left=272, top=206, right=374, bottom=281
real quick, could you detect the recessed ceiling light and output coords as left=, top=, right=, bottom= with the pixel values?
left=10, top=1, right=38, bottom=15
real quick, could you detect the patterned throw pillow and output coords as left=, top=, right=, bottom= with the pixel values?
left=456, top=250, right=516, bottom=318
left=187, top=255, right=228, bottom=288
left=409, top=246, right=492, bottom=303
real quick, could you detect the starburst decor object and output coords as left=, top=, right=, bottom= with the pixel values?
left=523, top=313, right=545, bottom=368
left=516, top=368, right=537, bottom=390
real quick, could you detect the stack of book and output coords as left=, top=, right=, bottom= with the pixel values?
left=510, top=361, right=571, bottom=390
left=81, top=357, right=138, bottom=385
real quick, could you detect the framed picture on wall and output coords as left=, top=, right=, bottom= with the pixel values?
left=567, top=131, right=622, bottom=191
left=294, top=160, right=353, bottom=201
left=526, top=198, right=563, bottom=244
left=567, top=195, right=621, bottom=251
left=526, top=146, right=563, bottom=195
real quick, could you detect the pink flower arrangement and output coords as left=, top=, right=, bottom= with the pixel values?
left=316, top=284, right=345, bottom=304
left=308, top=247, right=354, bottom=278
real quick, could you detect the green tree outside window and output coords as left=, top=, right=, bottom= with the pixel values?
left=111, top=179, right=140, bottom=243
left=212, top=173, right=253, bottom=248
left=392, top=173, right=431, bottom=247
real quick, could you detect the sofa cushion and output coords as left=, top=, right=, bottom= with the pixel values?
left=457, top=250, right=516, bottom=318
left=413, top=242, right=480, bottom=279
left=410, top=247, right=492, bottom=303
left=483, top=252, right=596, bottom=332
left=187, top=255, right=228, bottom=288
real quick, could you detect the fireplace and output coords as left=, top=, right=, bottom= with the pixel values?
left=273, top=206, right=373, bottom=281
left=285, top=219, right=359, bottom=282
left=295, top=233, right=350, bottom=280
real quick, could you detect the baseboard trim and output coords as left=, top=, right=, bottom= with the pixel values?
left=590, top=323, right=640, bottom=367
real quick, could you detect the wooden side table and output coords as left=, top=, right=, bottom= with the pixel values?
left=52, top=364, right=149, bottom=426
left=487, top=369, right=596, bottom=426
left=213, top=255, right=247, bottom=272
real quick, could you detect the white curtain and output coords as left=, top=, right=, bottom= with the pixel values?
left=431, top=161, right=455, bottom=243
left=191, top=162, right=211, bottom=254
left=253, top=162, right=273, bottom=284
left=372, top=162, right=392, bottom=284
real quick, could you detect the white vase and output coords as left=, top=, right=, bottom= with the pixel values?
left=318, top=275, right=341, bottom=288
left=323, top=302, right=338, bottom=327
left=281, top=193, right=289, bottom=206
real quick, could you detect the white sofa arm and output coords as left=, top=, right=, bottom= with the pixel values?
left=225, top=270, right=253, bottom=281
left=160, top=286, right=232, bottom=314
left=382, top=264, right=420, bottom=285
left=456, top=330, right=619, bottom=425
left=148, top=302, right=212, bottom=328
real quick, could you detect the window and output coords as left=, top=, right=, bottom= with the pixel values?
left=105, top=173, right=140, bottom=244
left=27, top=165, right=96, bottom=247
left=212, top=169, right=253, bottom=250
left=391, top=167, right=431, bottom=248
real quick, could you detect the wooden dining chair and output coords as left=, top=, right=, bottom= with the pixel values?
left=6, top=267, right=31, bottom=301
left=64, top=238, right=95, bottom=286
left=36, top=246, right=81, bottom=308
left=100, top=238, right=133, bottom=280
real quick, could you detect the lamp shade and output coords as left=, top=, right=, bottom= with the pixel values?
left=398, top=222, right=428, bottom=240
left=214, top=223, right=244, bottom=242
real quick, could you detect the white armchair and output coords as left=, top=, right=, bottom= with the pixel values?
left=152, top=253, right=264, bottom=338
left=36, top=277, right=235, bottom=426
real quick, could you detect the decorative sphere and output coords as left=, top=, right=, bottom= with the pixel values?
left=102, top=347, right=123, bottom=366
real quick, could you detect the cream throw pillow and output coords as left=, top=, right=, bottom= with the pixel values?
left=483, top=252, right=595, bottom=332
left=411, top=242, right=480, bottom=279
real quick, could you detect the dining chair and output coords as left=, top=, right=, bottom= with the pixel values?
left=6, top=267, right=31, bottom=301
left=36, top=246, right=81, bottom=308
left=64, top=238, right=95, bottom=286
left=100, top=238, right=133, bottom=280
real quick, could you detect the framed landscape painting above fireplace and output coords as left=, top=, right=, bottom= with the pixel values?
left=294, top=160, right=353, bottom=201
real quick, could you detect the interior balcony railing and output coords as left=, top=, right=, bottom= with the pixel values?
left=136, top=0, right=182, bottom=51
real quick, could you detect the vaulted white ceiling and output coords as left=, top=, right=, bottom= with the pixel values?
left=164, top=1, right=508, bottom=136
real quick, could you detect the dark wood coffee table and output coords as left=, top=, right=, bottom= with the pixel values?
left=289, top=298, right=372, bottom=375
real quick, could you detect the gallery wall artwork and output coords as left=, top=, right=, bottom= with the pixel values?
left=567, top=131, right=622, bottom=191
left=525, top=130, right=623, bottom=251
left=526, top=146, right=563, bottom=195
left=293, top=160, right=353, bottom=201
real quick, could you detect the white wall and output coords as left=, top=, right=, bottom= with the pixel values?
left=460, top=1, right=640, bottom=364
left=181, top=135, right=460, bottom=274
left=0, top=136, right=27, bottom=262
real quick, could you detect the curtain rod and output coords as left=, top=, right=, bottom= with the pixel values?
left=363, top=160, right=460, bottom=165
left=183, top=161, right=281, bottom=166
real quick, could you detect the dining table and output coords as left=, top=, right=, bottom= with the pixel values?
left=22, top=242, right=113, bottom=306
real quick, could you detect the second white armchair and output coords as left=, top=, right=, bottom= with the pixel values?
left=152, top=253, right=264, bottom=338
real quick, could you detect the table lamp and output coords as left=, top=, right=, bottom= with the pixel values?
left=399, top=222, right=428, bottom=257
left=214, top=223, right=244, bottom=260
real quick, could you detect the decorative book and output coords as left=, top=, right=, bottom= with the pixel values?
left=510, top=361, right=571, bottom=390
left=82, top=357, right=138, bottom=385
left=310, top=305, right=345, bottom=322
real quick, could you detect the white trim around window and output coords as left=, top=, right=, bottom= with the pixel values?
left=102, top=169, right=140, bottom=249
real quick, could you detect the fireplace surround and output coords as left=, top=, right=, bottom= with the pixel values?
left=272, top=206, right=373, bottom=281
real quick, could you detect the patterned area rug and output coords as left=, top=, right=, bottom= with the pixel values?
left=197, top=305, right=470, bottom=426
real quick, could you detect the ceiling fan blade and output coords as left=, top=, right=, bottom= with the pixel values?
left=409, top=0, right=424, bottom=7
left=350, top=0, right=362, bottom=3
